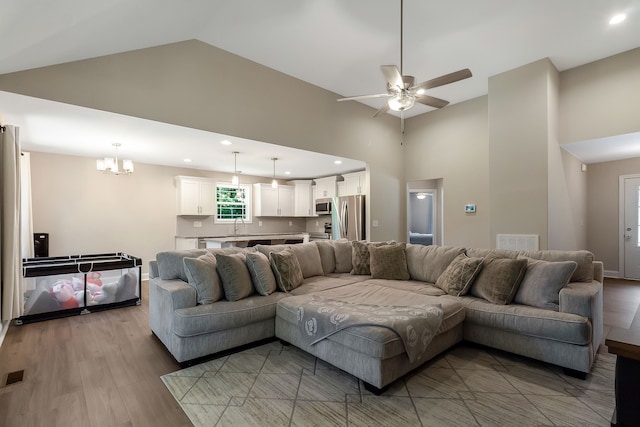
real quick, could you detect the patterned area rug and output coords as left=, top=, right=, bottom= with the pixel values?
left=161, top=341, right=615, bottom=426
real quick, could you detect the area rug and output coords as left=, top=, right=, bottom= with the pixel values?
left=161, top=341, right=615, bottom=426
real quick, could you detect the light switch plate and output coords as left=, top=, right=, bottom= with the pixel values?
left=194, top=221, right=202, bottom=228
left=258, top=221, right=263, bottom=227
left=372, top=219, right=379, bottom=227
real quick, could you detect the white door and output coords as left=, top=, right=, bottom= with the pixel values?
left=624, top=177, right=640, bottom=279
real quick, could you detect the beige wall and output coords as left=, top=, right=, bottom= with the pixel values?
left=404, top=97, right=490, bottom=248
left=29, top=152, right=303, bottom=273
left=560, top=47, right=640, bottom=144
left=0, top=40, right=404, bottom=242
left=587, top=157, right=640, bottom=273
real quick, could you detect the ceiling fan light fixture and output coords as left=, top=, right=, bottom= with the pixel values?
left=388, top=92, right=415, bottom=111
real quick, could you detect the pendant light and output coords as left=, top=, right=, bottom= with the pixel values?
left=231, top=151, right=239, bottom=185
left=96, top=143, right=134, bottom=175
left=271, top=157, right=278, bottom=188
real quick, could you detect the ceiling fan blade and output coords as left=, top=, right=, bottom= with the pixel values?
left=415, top=94, right=449, bottom=109
left=412, top=68, right=472, bottom=91
left=337, top=93, right=390, bottom=102
left=381, top=65, right=404, bottom=89
left=373, top=102, right=390, bottom=118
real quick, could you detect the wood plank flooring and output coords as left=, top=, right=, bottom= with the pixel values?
left=0, top=278, right=638, bottom=427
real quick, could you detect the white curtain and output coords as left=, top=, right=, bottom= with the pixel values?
left=0, top=125, right=24, bottom=321
left=20, top=152, right=34, bottom=259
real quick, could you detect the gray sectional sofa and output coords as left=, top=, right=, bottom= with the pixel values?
left=148, top=241, right=603, bottom=392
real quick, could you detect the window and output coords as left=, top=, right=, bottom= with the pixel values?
left=215, top=183, right=252, bottom=223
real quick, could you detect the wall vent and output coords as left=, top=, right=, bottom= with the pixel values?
left=496, top=234, right=539, bottom=251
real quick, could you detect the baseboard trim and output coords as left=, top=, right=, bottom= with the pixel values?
left=604, top=270, right=620, bottom=278
left=142, top=272, right=149, bottom=281
left=0, top=320, right=9, bottom=350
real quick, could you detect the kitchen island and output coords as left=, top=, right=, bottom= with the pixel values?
left=175, top=233, right=309, bottom=249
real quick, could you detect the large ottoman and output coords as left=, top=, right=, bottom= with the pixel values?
left=275, top=282, right=465, bottom=393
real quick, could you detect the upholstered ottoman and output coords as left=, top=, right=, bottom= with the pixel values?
left=275, top=281, right=465, bottom=393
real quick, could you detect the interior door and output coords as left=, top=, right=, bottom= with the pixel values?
left=624, top=177, right=640, bottom=279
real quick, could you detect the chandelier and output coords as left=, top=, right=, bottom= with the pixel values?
left=96, top=143, right=134, bottom=175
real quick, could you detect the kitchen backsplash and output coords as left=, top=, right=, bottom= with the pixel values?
left=176, top=216, right=308, bottom=237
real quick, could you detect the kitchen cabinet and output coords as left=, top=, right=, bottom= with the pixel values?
left=176, top=176, right=215, bottom=216
left=289, top=180, right=315, bottom=217
left=339, top=171, right=367, bottom=196
left=314, top=176, right=340, bottom=199
left=254, top=183, right=294, bottom=216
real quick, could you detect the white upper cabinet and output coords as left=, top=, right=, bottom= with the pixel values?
left=254, top=183, right=294, bottom=216
left=176, top=176, right=215, bottom=216
left=339, top=171, right=367, bottom=196
left=314, top=176, right=340, bottom=199
left=289, top=180, right=315, bottom=217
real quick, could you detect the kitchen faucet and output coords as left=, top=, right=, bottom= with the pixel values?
left=233, top=217, right=245, bottom=235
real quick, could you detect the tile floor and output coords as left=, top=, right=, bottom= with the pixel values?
left=161, top=341, right=615, bottom=426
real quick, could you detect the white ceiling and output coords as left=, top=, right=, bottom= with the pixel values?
left=1, top=0, right=640, bottom=173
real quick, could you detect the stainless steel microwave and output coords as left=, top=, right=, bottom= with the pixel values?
left=315, top=198, right=332, bottom=215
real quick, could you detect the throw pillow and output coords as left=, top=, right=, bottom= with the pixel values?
left=435, top=254, right=484, bottom=296
left=514, top=258, right=577, bottom=310
left=369, top=243, right=410, bottom=280
left=270, top=249, right=304, bottom=292
left=157, top=249, right=208, bottom=281
left=183, top=253, right=223, bottom=304
left=333, top=240, right=353, bottom=273
left=245, top=252, right=277, bottom=296
left=405, top=245, right=466, bottom=283
left=470, top=256, right=528, bottom=305
left=215, top=253, right=254, bottom=302
left=314, top=240, right=336, bottom=274
left=351, top=241, right=390, bottom=275
left=289, top=243, right=324, bottom=278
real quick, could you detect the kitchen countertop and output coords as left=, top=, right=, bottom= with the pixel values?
left=176, top=232, right=309, bottom=239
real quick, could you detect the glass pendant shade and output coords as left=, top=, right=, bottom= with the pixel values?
left=388, top=92, right=415, bottom=111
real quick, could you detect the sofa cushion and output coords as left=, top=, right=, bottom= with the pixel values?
left=183, top=253, right=223, bottom=304
left=465, top=248, right=518, bottom=259
left=405, top=245, right=466, bottom=283
left=369, top=243, right=410, bottom=280
left=246, top=252, right=277, bottom=296
left=514, top=258, right=577, bottom=311
left=435, top=254, right=484, bottom=296
left=453, top=295, right=592, bottom=345
left=215, top=253, right=255, bottom=302
left=173, top=292, right=288, bottom=337
left=333, top=240, right=352, bottom=273
left=314, top=240, right=336, bottom=274
left=470, top=256, right=527, bottom=305
left=157, top=249, right=208, bottom=281
left=518, top=250, right=594, bottom=283
left=270, top=249, right=304, bottom=292
left=289, top=243, right=325, bottom=278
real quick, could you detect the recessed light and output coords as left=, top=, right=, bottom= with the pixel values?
left=220, top=140, right=232, bottom=146
left=183, top=158, right=192, bottom=163
left=610, top=13, right=626, bottom=25
left=284, top=171, right=291, bottom=175
left=334, top=160, right=342, bottom=165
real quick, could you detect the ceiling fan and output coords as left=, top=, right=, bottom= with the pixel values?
left=337, top=0, right=472, bottom=136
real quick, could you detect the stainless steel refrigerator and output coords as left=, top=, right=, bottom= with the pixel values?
left=331, top=195, right=365, bottom=241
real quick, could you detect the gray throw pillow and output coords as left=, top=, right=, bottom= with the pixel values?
left=314, top=240, right=336, bottom=274
left=405, top=245, right=466, bottom=283
left=514, top=258, right=577, bottom=310
left=369, top=243, right=410, bottom=280
left=246, top=252, right=277, bottom=296
left=289, top=243, right=324, bottom=278
left=183, top=253, right=223, bottom=304
left=435, top=254, right=484, bottom=296
left=351, top=241, right=390, bottom=275
left=269, top=249, right=304, bottom=292
left=470, top=256, right=528, bottom=305
left=333, top=240, right=353, bottom=273
left=157, top=249, right=208, bottom=281
left=215, top=253, right=254, bottom=302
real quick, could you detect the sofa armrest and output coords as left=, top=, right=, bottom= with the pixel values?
left=592, top=261, right=603, bottom=284
left=559, top=280, right=604, bottom=355
left=149, top=260, right=159, bottom=279
left=149, top=277, right=197, bottom=352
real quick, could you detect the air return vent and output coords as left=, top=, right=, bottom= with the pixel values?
left=496, top=234, right=539, bottom=251
left=5, top=370, right=24, bottom=386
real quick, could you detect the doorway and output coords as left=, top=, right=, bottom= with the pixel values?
left=620, top=175, right=640, bottom=280
left=407, top=188, right=438, bottom=246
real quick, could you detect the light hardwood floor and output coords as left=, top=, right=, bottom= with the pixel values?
left=0, top=278, right=638, bottom=427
